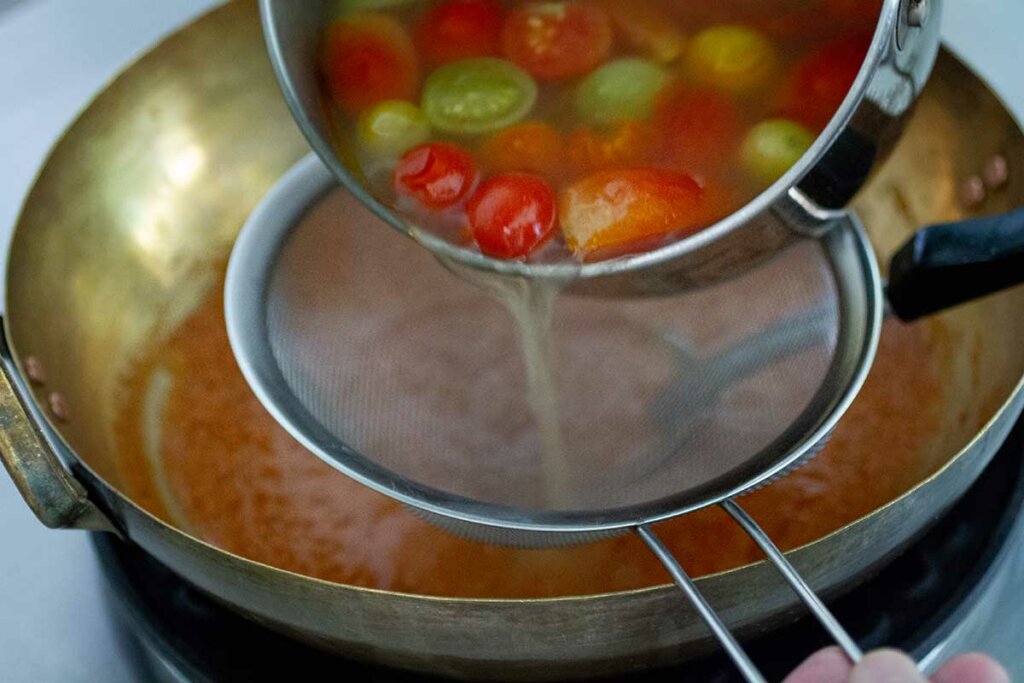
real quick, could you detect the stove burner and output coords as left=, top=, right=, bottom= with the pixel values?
left=94, top=420, right=1024, bottom=682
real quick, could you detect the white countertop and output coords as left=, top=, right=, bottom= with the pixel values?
left=1, top=1, right=1022, bottom=680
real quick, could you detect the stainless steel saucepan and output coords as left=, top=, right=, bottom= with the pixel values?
left=1, top=2, right=1023, bottom=680
left=261, top=0, right=944, bottom=294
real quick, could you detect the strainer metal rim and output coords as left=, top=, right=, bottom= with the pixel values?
left=225, top=154, right=884, bottom=538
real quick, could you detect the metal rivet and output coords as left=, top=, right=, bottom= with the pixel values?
left=983, top=155, right=1009, bottom=189
left=959, top=175, right=986, bottom=209
left=908, top=0, right=930, bottom=27
left=24, top=356, right=47, bottom=386
left=47, top=392, right=70, bottom=423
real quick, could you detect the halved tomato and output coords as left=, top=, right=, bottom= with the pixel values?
left=501, top=2, right=613, bottom=81
left=394, top=142, right=479, bottom=210
left=421, top=58, right=537, bottom=135
left=559, top=168, right=705, bottom=255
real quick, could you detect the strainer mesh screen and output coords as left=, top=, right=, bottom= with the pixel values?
left=263, top=189, right=839, bottom=514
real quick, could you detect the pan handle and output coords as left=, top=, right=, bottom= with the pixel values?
left=887, top=208, right=1024, bottom=321
left=0, top=327, right=114, bottom=531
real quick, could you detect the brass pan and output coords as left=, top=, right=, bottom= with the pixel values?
left=2, top=2, right=1023, bottom=679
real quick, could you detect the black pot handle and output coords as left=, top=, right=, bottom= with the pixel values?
left=887, top=208, right=1024, bottom=321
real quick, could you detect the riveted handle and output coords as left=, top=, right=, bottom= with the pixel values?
left=0, top=329, right=113, bottom=531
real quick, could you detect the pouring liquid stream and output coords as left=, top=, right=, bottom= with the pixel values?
left=436, top=252, right=571, bottom=508
left=499, top=279, right=570, bottom=508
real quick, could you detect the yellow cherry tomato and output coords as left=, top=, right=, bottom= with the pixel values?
left=357, top=100, right=431, bottom=157
left=686, top=25, right=777, bottom=95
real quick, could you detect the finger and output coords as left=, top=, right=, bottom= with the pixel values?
left=931, top=653, right=1010, bottom=683
left=850, top=649, right=927, bottom=683
left=783, top=647, right=853, bottom=683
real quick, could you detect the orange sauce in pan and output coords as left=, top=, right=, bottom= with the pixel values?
left=116, top=279, right=947, bottom=598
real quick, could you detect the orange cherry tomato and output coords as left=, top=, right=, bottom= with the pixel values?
left=559, top=168, right=705, bottom=256
left=655, top=86, right=743, bottom=170
left=321, top=14, right=420, bottom=115
left=567, top=120, right=657, bottom=176
left=417, top=0, right=504, bottom=66
left=778, top=32, right=872, bottom=131
left=480, top=122, right=566, bottom=179
left=394, top=142, right=479, bottom=210
left=501, top=2, right=613, bottom=81
left=468, top=174, right=558, bottom=259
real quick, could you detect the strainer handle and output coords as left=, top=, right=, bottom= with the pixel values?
left=721, top=500, right=864, bottom=663
left=637, top=525, right=767, bottom=683
left=639, top=501, right=866, bottom=681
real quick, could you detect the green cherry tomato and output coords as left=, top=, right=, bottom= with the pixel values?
left=357, top=100, right=431, bottom=157
left=741, top=119, right=816, bottom=184
left=575, top=58, right=669, bottom=127
left=422, top=58, right=537, bottom=135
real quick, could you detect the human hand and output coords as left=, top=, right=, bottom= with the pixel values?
left=784, top=647, right=1010, bottom=683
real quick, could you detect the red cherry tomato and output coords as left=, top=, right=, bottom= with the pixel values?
left=417, top=0, right=504, bottom=65
left=655, top=86, right=743, bottom=170
left=778, top=32, right=872, bottom=131
left=395, top=143, right=479, bottom=210
left=830, top=0, right=883, bottom=30
left=501, top=2, right=613, bottom=81
left=468, top=174, right=558, bottom=259
left=321, top=14, right=420, bottom=115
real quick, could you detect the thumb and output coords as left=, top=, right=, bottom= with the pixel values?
left=850, top=650, right=928, bottom=683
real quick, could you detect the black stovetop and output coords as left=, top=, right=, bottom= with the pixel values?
left=94, top=419, right=1024, bottom=682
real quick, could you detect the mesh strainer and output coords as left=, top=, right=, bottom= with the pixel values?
left=226, top=156, right=881, bottom=680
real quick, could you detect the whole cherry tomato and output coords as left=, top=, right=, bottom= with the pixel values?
left=501, top=2, right=613, bottom=81
left=468, top=174, right=558, bottom=259
left=567, top=120, right=657, bottom=176
left=830, top=0, right=884, bottom=30
left=655, top=86, right=743, bottom=170
left=417, top=0, right=504, bottom=65
left=394, top=142, right=479, bottom=210
left=321, top=14, right=419, bottom=115
left=481, top=122, right=566, bottom=179
left=686, top=25, right=777, bottom=95
left=778, top=32, right=873, bottom=131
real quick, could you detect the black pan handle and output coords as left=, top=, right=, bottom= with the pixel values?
left=887, top=209, right=1024, bottom=321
